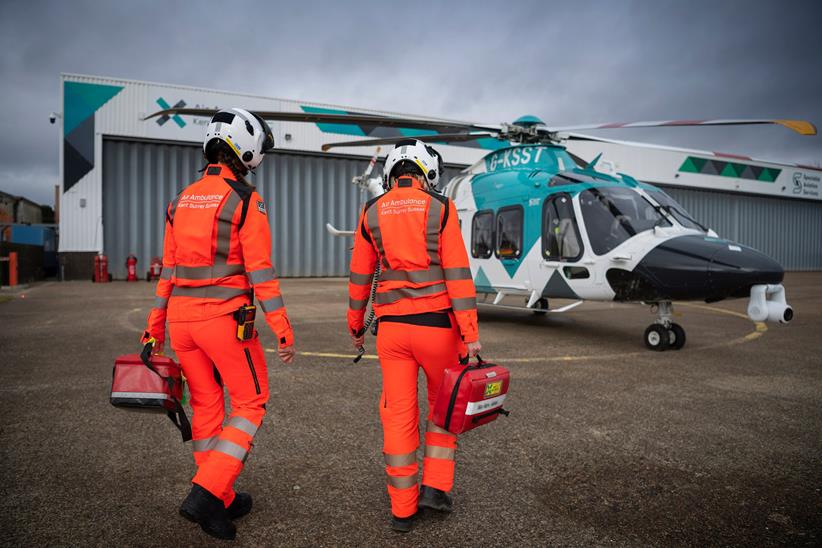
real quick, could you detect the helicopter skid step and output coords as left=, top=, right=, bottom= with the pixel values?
left=478, top=300, right=583, bottom=314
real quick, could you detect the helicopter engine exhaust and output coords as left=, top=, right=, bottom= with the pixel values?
left=747, top=284, right=793, bottom=324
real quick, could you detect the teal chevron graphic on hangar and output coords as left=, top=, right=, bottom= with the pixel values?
left=63, top=81, right=123, bottom=192
left=300, top=105, right=505, bottom=150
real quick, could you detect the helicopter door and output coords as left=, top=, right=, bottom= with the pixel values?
left=533, top=193, right=588, bottom=298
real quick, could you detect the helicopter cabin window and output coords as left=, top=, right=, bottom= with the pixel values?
left=471, top=210, right=494, bottom=258
left=646, top=189, right=708, bottom=232
left=495, top=206, right=523, bottom=259
left=579, top=186, right=671, bottom=255
left=543, top=194, right=583, bottom=261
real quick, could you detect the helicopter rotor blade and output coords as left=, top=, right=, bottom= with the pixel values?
left=550, top=119, right=817, bottom=136
left=362, top=146, right=381, bottom=179
left=322, top=132, right=496, bottom=152
left=142, top=108, right=487, bottom=133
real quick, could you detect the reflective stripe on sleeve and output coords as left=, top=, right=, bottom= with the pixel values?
left=226, top=416, right=258, bottom=437
left=247, top=267, right=277, bottom=285
left=349, top=271, right=374, bottom=285
left=374, top=283, right=447, bottom=305
left=386, top=474, right=418, bottom=489
left=213, top=439, right=248, bottom=461
left=384, top=452, right=416, bottom=467
left=379, top=266, right=444, bottom=283
left=160, top=266, right=173, bottom=280
left=349, top=297, right=368, bottom=310
left=192, top=436, right=218, bottom=453
left=451, top=296, right=477, bottom=311
left=154, top=296, right=169, bottom=309
left=443, top=267, right=472, bottom=281
left=424, top=445, right=455, bottom=460
left=259, top=295, right=285, bottom=313
left=171, top=286, right=250, bottom=300
left=175, top=264, right=245, bottom=280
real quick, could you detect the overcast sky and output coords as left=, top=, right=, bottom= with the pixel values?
left=1, top=0, right=820, bottom=205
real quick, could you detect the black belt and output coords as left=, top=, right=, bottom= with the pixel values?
left=379, top=310, right=452, bottom=328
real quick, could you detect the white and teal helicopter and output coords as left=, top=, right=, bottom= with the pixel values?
left=146, top=108, right=816, bottom=350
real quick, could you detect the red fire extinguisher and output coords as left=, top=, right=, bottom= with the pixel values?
left=147, top=257, right=162, bottom=281
left=126, top=254, right=138, bottom=282
left=93, top=253, right=110, bottom=283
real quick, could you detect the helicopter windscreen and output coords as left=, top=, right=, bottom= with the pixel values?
left=579, top=186, right=671, bottom=255
left=645, top=189, right=708, bottom=232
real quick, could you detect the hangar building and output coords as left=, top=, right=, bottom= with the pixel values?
left=58, top=74, right=821, bottom=278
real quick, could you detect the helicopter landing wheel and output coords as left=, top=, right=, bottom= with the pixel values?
left=532, top=298, right=548, bottom=315
left=667, top=323, right=686, bottom=350
left=644, top=324, right=670, bottom=351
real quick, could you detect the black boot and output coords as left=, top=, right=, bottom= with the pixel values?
left=418, top=485, right=453, bottom=513
left=390, top=512, right=416, bottom=533
left=179, top=484, right=237, bottom=540
left=226, top=492, right=252, bottom=520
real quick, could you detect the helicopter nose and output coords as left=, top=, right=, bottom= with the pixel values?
left=616, top=235, right=784, bottom=302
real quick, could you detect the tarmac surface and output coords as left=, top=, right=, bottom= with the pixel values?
left=1, top=273, right=820, bottom=547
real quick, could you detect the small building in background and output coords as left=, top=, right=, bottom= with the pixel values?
left=0, top=190, right=57, bottom=284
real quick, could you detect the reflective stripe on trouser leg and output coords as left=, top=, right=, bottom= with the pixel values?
left=385, top=452, right=419, bottom=518
left=422, top=420, right=457, bottom=492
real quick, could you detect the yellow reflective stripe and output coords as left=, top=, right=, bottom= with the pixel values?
left=443, top=267, right=472, bottom=281
left=424, top=446, right=455, bottom=460
left=451, top=296, right=477, bottom=311
left=349, top=271, right=374, bottom=285
left=380, top=266, right=444, bottom=283
left=349, top=297, right=368, bottom=310
left=386, top=474, right=418, bottom=489
left=374, top=283, right=447, bottom=305
left=384, top=452, right=416, bottom=467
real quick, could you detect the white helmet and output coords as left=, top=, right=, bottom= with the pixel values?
left=383, top=139, right=443, bottom=189
left=204, top=108, right=274, bottom=170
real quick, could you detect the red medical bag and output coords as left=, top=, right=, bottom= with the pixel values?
left=432, top=356, right=510, bottom=434
left=110, top=345, right=191, bottom=441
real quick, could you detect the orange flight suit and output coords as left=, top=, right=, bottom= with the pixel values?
left=144, top=163, right=293, bottom=507
left=348, top=175, right=478, bottom=518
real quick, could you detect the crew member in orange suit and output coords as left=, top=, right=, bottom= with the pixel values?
left=143, top=108, right=295, bottom=541
left=347, top=140, right=482, bottom=532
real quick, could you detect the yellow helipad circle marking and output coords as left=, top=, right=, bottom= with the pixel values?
left=276, top=302, right=767, bottom=364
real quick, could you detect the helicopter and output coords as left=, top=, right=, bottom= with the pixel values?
left=145, top=107, right=816, bottom=350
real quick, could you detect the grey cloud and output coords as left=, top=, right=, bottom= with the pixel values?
left=0, top=0, right=820, bottom=205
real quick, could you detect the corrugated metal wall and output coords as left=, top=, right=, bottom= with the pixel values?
left=663, top=185, right=822, bottom=270
left=102, top=138, right=463, bottom=278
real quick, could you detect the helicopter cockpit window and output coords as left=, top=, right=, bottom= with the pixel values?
left=646, top=189, right=708, bottom=232
left=496, top=206, right=523, bottom=259
left=579, top=186, right=671, bottom=255
left=471, top=210, right=494, bottom=258
left=543, top=194, right=583, bottom=261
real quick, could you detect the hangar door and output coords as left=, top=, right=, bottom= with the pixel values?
left=102, top=138, right=464, bottom=278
